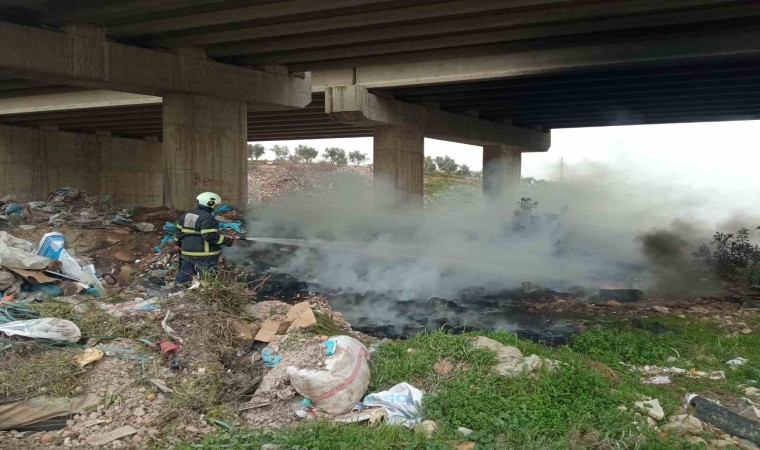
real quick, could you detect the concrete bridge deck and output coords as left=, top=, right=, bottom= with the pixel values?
left=0, top=0, right=758, bottom=208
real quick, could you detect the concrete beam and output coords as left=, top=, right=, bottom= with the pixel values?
left=0, top=21, right=310, bottom=109
left=309, top=26, right=760, bottom=87
left=324, top=85, right=549, bottom=150
left=0, top=90, right=160, bottom=115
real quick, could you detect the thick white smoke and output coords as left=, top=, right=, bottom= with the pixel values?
left=237, top=163, right=753, bottom=301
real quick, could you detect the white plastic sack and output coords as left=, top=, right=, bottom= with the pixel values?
left=287, top=335, right=370, bottom=415
left=0, top=232, right=53, bottom=270
left=363, top=382, right=424, bottom=428
left=0, top=318, right=81, bottom=342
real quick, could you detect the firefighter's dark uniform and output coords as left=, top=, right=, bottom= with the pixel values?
left=174, top=204, right=233, bottom=284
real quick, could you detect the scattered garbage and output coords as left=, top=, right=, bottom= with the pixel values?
left=0, top=231, right=54, bottom=270
left=623, top=363, right=727, bottom=383
left=0, top=318, right=81, bottom=342
left=262, top=349, right=283, bottom=368
left=73, top=348, right=104, bottom=367
left=254, top=301, right=317, bottom=342
left=0, top=394, right=100, bottom=431
left=687, top=395, right=760, bottom=445
left=37, top=232, right=105, bottom=295
left=642, top=375, right=672, bottom=385
left=99, top=297, right=160, bottom=315
left=288, top=336, right=371, bottom=415
left=85, top=425, right=138, bottom=446
left=362, top=382, right=424, bottom=428
left=149, top=378, right=173, bottom=394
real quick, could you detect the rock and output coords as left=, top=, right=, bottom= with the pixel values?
left=185, top=425, right=200, bottom=433
left=493, top=360, right=524, bottom=377
left=134, top=222, right=155, bottom=232
left=470, top=336, right=523, bottom=362
left=634, top=399, right=665, bottom=421
left=434, top=359, right=455, bottom=375
left=737, top=438, right=760, bottom=450
left=19, top=224, right=37, bottom=231
left=146, top=393, right=157, bottom=401
left=63, top=437, right=72, bottom=447
left=88, top=412, right=99, bottom=420
left=39, top=433, right=55, bottom=444
left=710, top=440, right=732, bottom=448
left=660, top=414, right=703, bottom=434
left=66, top=419, right=75, bottom=427
left=114, top=251, right=136, bottom=263
left=744, top=387, right=759, bottom=396
left=85, top=426, right=138, bottom=446
left=457, top=427, right=474, bottom=436
left=77, top=240, right=110, bottom=254
left=736, top=405, right=760, bottom=421
left=687, top=437, right=707, bottom=445
left=740, top=328, right=752, bottom=334
left=646, top=417, right=657, bottom=428
left=606, top=300, right=623, bottom=306
left=456, top=443, right=476, bottom=450
left=62, top=430, right=79, bottom=439
left=131, top=434, right=143, bottom=444
left=651, top=306, right=670, bottom=313
left=666, top=356, right=678, bottom=362
left=133, top=408, right=146, bottom=417
left=261, top=445, right=279, bottom=450
left=414, top=420, right=438, bottom=438
left=523, top=354, right=542, bottom=371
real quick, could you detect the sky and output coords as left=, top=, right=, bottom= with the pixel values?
left=254, top=119, right=760, bottom=220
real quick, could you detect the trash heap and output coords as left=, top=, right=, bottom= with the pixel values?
left=0, top=187, right=159, bottom=231
left=0, top=230, right=107, bottom=302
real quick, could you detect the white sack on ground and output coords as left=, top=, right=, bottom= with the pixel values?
left=0, top=318, right=81, bottom=342
left=0, top=232, right=53, bottom=270
left=287, top=335, right=370, bottom=414
left=363, top=382, right=424, bottom=428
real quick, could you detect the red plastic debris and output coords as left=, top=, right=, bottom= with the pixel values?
left=157, top=339, right=179, bottom=357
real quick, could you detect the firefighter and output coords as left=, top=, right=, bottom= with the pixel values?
left=173, top=191, right=235, bottom=285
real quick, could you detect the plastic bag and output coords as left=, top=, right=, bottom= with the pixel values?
left=287, top=336, right=370, bottom=415
left=363, top=382, right=424, bottom=428
left=0, top=318, right=81, bottom=342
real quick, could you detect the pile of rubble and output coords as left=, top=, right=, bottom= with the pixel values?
left=0, top=278, right=373, bottom=449
left=247, top=161, right=371, bottom=207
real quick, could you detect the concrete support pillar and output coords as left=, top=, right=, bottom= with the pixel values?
left=373, top=125, right=424, bottom=209
left=482, top=145, right=522, bottom=198
left=163, top=93, right=247, bottom=210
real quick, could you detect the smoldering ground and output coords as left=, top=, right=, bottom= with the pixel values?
left=230, top=163, right=754, bottom=302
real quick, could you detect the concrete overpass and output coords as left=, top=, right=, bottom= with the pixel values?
left=0, top=1, right=758, bottom=208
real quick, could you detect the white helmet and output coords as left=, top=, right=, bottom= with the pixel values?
left=196, top=192, right=221, bottom=208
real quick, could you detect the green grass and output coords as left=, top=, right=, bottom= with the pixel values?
left=424, top=176, right=479, bottom=202
left=179, top=316, right=757, bottom=449
left=571, top=316, right=760, bottom=383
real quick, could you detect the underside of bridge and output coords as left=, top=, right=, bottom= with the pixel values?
left=0, top=0, right=759, bottom=208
